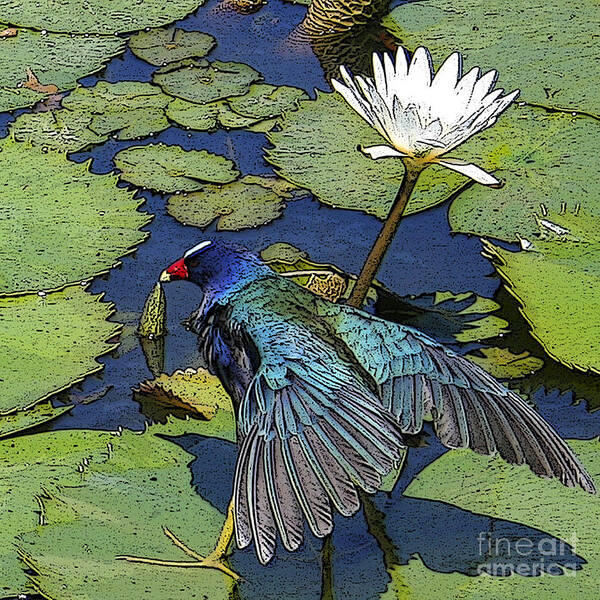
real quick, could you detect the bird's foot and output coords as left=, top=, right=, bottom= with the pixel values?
left=116, top=525, right=241, bottom=581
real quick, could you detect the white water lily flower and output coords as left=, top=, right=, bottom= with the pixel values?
left=332, top=47, right=520, bottom=185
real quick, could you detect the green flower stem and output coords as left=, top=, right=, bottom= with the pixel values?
left=347, top=160, right=424, bottom=308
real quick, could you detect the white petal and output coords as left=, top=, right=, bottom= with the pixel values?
left=432, top=52, right=462, bottom=89
left=331, top=75, right=376, bottom=126
left=408, top=47, right=434, bottom=88
left=469, top=69, right=498, bottom=108
left=436, top=158, right=500, bottom=185
left=362, top=145, right=407, bottom=159
left=393, top=47, right=409, bottom=78
left=372, top=52, right=388, bottom=97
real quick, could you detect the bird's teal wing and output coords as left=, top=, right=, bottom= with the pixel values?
left=322, top=303, right=595, bottom=494
left=224, top=309, right=404, bottom=565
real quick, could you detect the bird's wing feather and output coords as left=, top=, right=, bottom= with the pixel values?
left=323, top=304, right=596, bottom=494
left=215, top=310, right=404, bottom=565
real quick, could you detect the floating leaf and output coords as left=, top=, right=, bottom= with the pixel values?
left=9, top=109, right=106, bottom=153
left=266, top=91, right=465, bottom=218
left=166, top=97, right=276, bottom=131
left=135, top=367, right=234, bottom=427
left=114, top=143, right=240, bottom=193
left=0, top=401, right=72, bottom=439
left=0, top=287, right=119, bottom=415
left=138, top=282, right=167, bottom=339
left=154, top=60, right=262, bottom=105
left=0, top=27, right=124, bottom=113
left=0, top=0, right=209, bottom=34
left=399, top=290, right=510, bottom=345
left=465, top=347, right=544, bottom=380
left=383, top=0, right=600, bottom=116
left=447, top=108, right=600, bottom=242
left=61, top=80, right=172, bottom=141
left=483, top=217, right=600, bottom=373
left=166, top=97, right=221, bottom=130
left=22, top=67, right=58, bottom=94
left=227, top=83, right=308, bottom=119
left=129, top=26, right=216, bottom=66
left=382, top=439, right=600, bottom=598
left=1, top=419, right=235, bottom=598
left=167, top=175, right=302, bottom=231
left=0, top=139, right=150, bottom=295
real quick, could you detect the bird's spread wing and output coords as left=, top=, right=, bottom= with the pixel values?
left=218, top=313, right=404, bottom=564
left=324, top=304, right=596, bottom=494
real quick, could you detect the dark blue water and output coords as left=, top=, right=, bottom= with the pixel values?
left=15, top=0, right=598, bottom=596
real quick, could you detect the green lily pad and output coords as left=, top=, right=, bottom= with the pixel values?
left=0, top=401, right=72, bottom=439
left=447, top=108, right=600, bottom=242
left=0, top=27, right=124, bottom=113
left=465, top=347, right=544, bottom=380
left=0, top=0, right=209, bottom=34
left=0, top=415, right=235, bottom=598
left=0, top=138, right=150, bottom=295
left=0, top=287, right=119, bottom=415
left=483, top=214, right=600, bottom=373
left=114, top=143, right=240, bottom=193
left=90, top=107, right=170, bottom=140
left=63, top=80, right=170, bottom=113
left=227, top=83, right=309, bottom=119
left=9, top=109, right=106, bottom=153
left=166, top=97, right=276, bottom=131
left=63, top=80, right=172, bottom=141
left=167, top=175, right=302, bottom=231
left=383, top=439, right=600, bottom=599
left=166, top=97, right=220, bottom=129
left=154, top=60, right=262, bottom=105
left=383, top=0, right=600, bottom=116
left=266, top=91, right=466, bottom=219
left=431, top=290, right=510, bottom=344
left=129, top=26, right=216, bottom=66
left=135, top=367, right=235, bottom=426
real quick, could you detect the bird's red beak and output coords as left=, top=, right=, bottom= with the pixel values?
left=159, top=257, right=188, bottom=282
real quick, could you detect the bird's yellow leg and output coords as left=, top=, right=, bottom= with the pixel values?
left=116, top=500, right=240, bottom=581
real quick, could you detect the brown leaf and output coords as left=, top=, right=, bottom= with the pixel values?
left=0, top=27, right=17, bottom=38
left=22, top=67, right=59, bottom=94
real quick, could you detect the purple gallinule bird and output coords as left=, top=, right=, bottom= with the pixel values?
left=124, top=239, right=594, bottom=576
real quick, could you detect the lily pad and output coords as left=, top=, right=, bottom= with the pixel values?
left=166, top=97, right=276, bottom=131
left=227, top=83, right=309, bottom=119
left=382, top=439, right=600, bottom=599
left=0, top=27, right=124, bottom=113
left=0, top=417, right=235, bottom=598
left=0, top=0, right=209, bottom=34
left=399, top=290, right=510, bottom=345
left=114, top=143, right=240, bottom=193
left=129, top=26, right=216, bottom=66
left=483, top=215, right=600, bottom=373
left=0, top=401, right=72, bottom=439
left=266, top=91, right=466, bottom=219
left=62, top=80, right=172, bottom=141
left=447, top=108, right=600, bottom=242
left=154, top=60, right=262, bottom=105
left=0, top=287, right=119, bottom=415
left=464, top=347, right=544, bottom=380
left=383, top=0, right=600, bottom=116
left=0, top=138, right=150, bottom=295
left=167, top=175, right=303, bottom=231
left=9, top=109, right=106, bottom=153
left=135, top=367, right=234, bottom=426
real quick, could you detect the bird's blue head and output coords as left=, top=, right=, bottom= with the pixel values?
left=159, top=239, right=270, bottom=300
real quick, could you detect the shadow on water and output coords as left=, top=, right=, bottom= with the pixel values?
left=168, top=432, right=585, bottom=600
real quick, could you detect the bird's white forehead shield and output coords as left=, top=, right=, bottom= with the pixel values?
left=184, top=240, right=213, bottom=259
